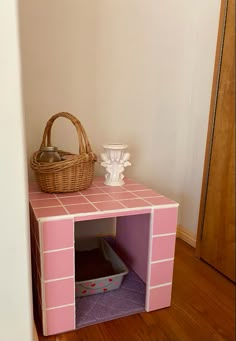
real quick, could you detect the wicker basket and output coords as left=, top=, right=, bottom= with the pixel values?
left=30, top=112, right=97, bottom=193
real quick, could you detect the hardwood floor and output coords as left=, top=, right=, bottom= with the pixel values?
left=36, top=239, right=235, bottom=341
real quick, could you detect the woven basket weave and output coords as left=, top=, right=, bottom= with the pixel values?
left=30, top=112, right=97, bottom=193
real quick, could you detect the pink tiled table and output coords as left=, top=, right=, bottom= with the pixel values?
left=29, top=177, right=179, bottom=336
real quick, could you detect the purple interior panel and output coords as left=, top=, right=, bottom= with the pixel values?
left=76, top=269, right=145, bottom=329
left=115, top=214, right=150, bottom=282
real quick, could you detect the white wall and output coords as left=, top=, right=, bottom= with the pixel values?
left=19, top=0, right=221, bottom=234
left=179, top=1, right=222, bottom=232
left=19, top=0, right=97, bottom=171
left=0, top=1, right=32, bottom=341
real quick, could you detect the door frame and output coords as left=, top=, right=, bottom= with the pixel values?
left=196, top=0, right=228, bottom=257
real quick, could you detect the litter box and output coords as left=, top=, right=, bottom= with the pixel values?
left=75, top=237, right=128, bottom=297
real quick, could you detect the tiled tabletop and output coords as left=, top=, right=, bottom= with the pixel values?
left=29, top=177, right=178, bottom=221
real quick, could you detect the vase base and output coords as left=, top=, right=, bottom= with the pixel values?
left=104, top=180, right=125, bottom=186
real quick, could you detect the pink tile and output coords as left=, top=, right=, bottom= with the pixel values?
left=29, top=192, right=56, bottom=200
left=99, top=186, right=128, bottom=193
left=93, top=182, right=104, bottom=187
left=123, top=178, right=138, bottom=184
left=123, top=184, right=148, bottom=191
left=56, top=192, right=82, bottom=198
left=65, top=203, right=97, bottom=214
left=134, top=190, right=162, bottom=198
left=46, top=305, right=75, bottom=335
left=44, top=278, right=74, bottom=308
left=85, top=183, right=99, bottom=189
left=84, top=193, right=113, bottom=202
left=110, top=192, right=137, bottom=200
left=42, top=219, right=74, bottom=251
left=80, top=188, right=104, bottom=195
left=92, top=176, right=105, bottom=182
left=148, top=285, right=172, bottom=311
left=91, top=178, right=105, bottom=186
left=150, top=260, right=174, bottom=286
left=152, top=235, right=176, bottom=261
left=28, top=182, right=41, bottom=192
left=74, top=208, right=152, bottom=221
left=43, top=249, right=74, bottom=280
left=59, top=196, right=89, bottom=205
left=34, top=206, right=68, bottom=219
left=93, top=201, right=125, bottom=211
left=31, top=198, right=61, bottom=208
left=145, top=196, right=177, bottom=206
left=120, top=198, right=152, bottom=208
left=116, top=214, right=150, bottom=283
left=153, top=207, right=178, bottom=234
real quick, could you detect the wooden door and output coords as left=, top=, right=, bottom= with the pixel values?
left=196, top=0, right=235, bottom=282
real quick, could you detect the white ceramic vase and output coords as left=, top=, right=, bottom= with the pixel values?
left=100, top=144, right=131, bottom=186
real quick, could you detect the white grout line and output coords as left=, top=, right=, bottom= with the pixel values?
left=44, top=276, right=74, bottom=283
left=142, top=197, right=164, bottom=205
left=145, top=208, right=154, bottom=312
left=151, top=258, right=174, bottom=264
left=152, top=233, right=176, bottom=238
left=29, top=194, right=57, bottom=201
left=37, top=214, right=76, bottom=222
left=149, top=282, right=172, bottom=290
left=79, top=191, right=105, bottom=211
left=31, top=179, right=179, bottom=222
left=29, top=180, right=177, bottom=201
left=132, top=193, right=164, bottom=201
left=36, top=203, right=179, bottom=222
left=58, top=202, right=90, bottom=206
left=46, top=303, right=75, bottom=311
left=56, top=197, right=70, bottom=214
left=38, top=220, right=47, bottom=335
left=115, top=200, right=129, bottom=209
left=121, top=185, right=163, bottom=198
left=33, top=204, right=65, bottom=209
left=43, top=246, right=74, bottom=254
left=32, top=200, right=179, bottom=210
left=74, top=206, right=151, bottom=216
left=72, top=217, right=76, bottom=330
left=30, top=182, right=178, bottom=214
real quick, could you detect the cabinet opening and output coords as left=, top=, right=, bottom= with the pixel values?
left=74, top=214, right=149, bottom=329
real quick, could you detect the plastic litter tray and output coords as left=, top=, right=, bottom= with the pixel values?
left=75, top=237, right=128, bottom=297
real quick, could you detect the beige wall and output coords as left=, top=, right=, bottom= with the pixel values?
left=19, top=0, right=97, bottom=163
left=0, top=1, right=32, bottom=340
left=19, top=0, right=221, bottom=234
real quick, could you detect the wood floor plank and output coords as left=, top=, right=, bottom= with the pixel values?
left=36, top=239, right=235, bottom=341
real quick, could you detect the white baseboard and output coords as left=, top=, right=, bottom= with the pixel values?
left=176, top=225, right=197, bottom=248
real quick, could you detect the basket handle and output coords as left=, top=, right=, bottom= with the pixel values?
left=40, top=112, right=93, bottom=154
